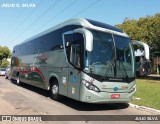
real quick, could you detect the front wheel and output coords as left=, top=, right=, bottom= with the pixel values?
left=50, top=79, right=61, bottom=100
left=16, top=75, right=21, bottom=86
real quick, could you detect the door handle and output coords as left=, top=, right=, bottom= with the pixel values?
left=70, top=71, right=73, bottom=75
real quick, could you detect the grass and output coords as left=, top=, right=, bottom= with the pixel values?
left=131, top=77, right=160, bottom=110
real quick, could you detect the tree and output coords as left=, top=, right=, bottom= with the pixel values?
left=0, top=46, right=11, bottom=66
left=116, top=13, right=160, bottom=52
left=0, top=60, right=9, bottom=68
left=116, top=13, right=160, bottom=73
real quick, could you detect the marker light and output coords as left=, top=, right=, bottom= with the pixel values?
left=82, top=80, right=100, bottom=92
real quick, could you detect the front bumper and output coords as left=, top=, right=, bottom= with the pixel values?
left=80, top=85, right=136, bottom=103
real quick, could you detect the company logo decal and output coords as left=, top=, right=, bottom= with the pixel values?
left=114, top=87, right=118, bottom=92
left=72, top=76, right=76, bottom=83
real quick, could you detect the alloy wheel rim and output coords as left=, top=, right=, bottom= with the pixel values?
left=52, top=85, right=58, bottom=95
left=17, top=77, right=19, bottom=84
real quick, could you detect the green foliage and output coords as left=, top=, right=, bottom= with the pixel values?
left=0, top=46, right=11, bottom=59
left=0, top=46, right=11, bottom=65
left=116, top=13, right=160, bottom=52
left=0, top=59, right=9, bottom=68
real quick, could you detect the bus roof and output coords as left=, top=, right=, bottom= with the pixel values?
left=15, top=18, right=128, bottom=47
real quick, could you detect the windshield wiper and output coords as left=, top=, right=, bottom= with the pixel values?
left=118, top=60, right=129, bottom=82
left=102, top=58, right=115, bottom=80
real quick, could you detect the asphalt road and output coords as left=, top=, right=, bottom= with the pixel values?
left=0, top=76, right=159, bottom=124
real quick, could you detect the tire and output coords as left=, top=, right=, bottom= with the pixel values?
left=16, top=74, right=21, bottom=86
left=50, top=79, right=61, bottom=100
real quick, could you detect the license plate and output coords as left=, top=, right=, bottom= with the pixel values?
left=111, top=94, right=120, bottom=99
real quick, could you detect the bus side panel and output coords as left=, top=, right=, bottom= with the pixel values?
left=11, top=25, right=83, bottom=91
left=47, top=49, right=68, bottom=96
left=11, top=55, right=47, bottom=89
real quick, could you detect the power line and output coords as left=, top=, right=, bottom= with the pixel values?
left=35, top=0, right=100, bottom=35
left=15, top=0, right=99, bottom=41
left=37, top=0, right=78, bottom=31
left=9, top=0, right=100, bottom=47
left=38, top=0, right=100, bottom=32
left=72, top=0, right=101, bottom=18
left=1, top=0, right=33, bottom=42
left=2, top=0, right=43, bottom=45
left=9, top=0, right=62, bottom=46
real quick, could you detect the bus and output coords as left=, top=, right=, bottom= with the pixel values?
left=133, top=40, right=151, bottom=76
left=11, top=18, right=141, bottom=103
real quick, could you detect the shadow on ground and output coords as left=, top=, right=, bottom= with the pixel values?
left=10, top=80, right=129, bottom=111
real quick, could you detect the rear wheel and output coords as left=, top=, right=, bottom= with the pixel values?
left=50, top=79, right=61, bottom=100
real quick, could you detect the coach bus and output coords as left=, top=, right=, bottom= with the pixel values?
left=133, top=41, right=151, bottom=76
left=11, top=18, right=144, bottom=103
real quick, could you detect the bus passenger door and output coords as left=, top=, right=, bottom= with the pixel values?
left=63, top=32, right=84, bottom=100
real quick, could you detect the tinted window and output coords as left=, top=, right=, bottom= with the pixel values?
left=12, top=25, right=82, bottom=56
left=0, top=69, right=6, bottom=71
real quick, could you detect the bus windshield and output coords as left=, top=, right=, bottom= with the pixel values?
left=84, top=30, right=135, bottom=82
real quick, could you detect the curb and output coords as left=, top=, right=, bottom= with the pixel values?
left=129, top=103, right=160, bottom=114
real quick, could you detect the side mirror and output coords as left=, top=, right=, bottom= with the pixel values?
left=74, top=28, right=93, bottom=52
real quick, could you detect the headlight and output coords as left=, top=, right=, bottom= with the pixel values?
left=82, top=80, right=100, bottom=92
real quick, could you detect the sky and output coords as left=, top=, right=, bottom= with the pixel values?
left=0, top=0, right=160, bottom=51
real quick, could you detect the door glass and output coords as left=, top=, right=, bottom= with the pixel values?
left=64, top=33, right=84, bottom=69
left=70, top=44, right=81, bottom=68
